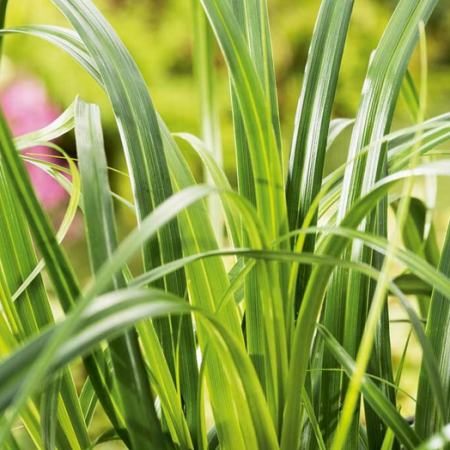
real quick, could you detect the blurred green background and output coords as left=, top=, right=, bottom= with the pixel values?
left=5, top=0, right=450, bottom=182
left=3, top=0, right=450, bottom=445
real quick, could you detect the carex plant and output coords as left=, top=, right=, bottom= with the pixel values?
left=0, top=0, right=450, bottom=449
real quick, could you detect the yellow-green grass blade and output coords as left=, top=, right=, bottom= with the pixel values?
left=160, top=125, right=250, bottom=448
left=11, top=143, right=80, bottom=303
left=201, top=0, right=288, bottom=427
left=200, top=0, right=286, bottom=242
left=363, top=196, right=397, bottom=450
left=225, top=0, right=264, bottom=398
left=75, top=98, right=168, bottom=449
left=174, top=133, right=241, bottom=248
left=139, top=322, right=193, bottom=448
left=192, top=0, right=223, bottom=245
left=238, top=0, right=282, bottom=156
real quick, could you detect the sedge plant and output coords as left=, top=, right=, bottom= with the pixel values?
left=0, top=0, right=450, bottom=449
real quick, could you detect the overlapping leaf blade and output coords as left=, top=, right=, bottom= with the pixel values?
left=75, top=98, right=167, bottom=449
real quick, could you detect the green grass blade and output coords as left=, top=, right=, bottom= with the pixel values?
left=40, top=375, right=61, bottom=450
left=0, top=26, right=102, bottom=86
left=200, top=0, right=286, bottom=241
left=416, top=217, right=450, bottom=439
left=392, top=197, right=440, bottom=267
left=174, top=133, right=241, bottom=248
left=302, top=389, right=326, bottom=450
left=11, top=144, right=80, bottom=303
left=282, top=0, right=353, bottom=440
left=78, top=378, right=96, bottom=427
left=285, top=0, right=353, bottom=312
left=363, top=197, right=397, bottom=450
left=14, top=102, right=75, bottom=146
left=240, top=0, right=282, bottom=156
left=75, top=98, right=167, bottom=449
left=401, top=70, right=420, bottom=123
left=200, top=0, right=289, bottom=427
left=333, top=21, right=432, bottom=449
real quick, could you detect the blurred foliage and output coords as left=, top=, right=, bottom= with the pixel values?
left=4, top=0, right=450, bottom=183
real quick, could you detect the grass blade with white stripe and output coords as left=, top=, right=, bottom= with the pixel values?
left=285, top=0, right=353, bottom=312
left=75, top=98, right=167, bottom=449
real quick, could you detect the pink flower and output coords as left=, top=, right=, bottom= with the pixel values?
left=1, top=78, right=67, bottom=209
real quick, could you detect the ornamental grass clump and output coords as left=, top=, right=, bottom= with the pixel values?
left=0, top=0, right=450, bottom=449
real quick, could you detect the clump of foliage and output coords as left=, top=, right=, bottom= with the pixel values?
left=0, top=0, right=449, bottom=449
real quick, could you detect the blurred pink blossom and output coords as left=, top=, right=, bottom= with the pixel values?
left=1, top=78, right=67, bottom=209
